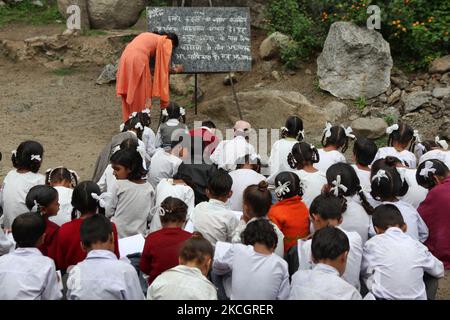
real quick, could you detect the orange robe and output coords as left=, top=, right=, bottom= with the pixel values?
left=116, top=33, right=173, bottom=121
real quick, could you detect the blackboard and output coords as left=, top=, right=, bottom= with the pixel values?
left=147, top=7, right=252, bottom=73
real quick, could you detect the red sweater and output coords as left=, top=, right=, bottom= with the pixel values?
left=39, top=218, right=59, bottom=260
left=418, top=177, right=450, bottom=269
left=55, top=217, right=120, bottom=271
left=140, top=227, right=192, bottom=284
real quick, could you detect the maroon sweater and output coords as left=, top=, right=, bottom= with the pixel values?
left=140, top=227, right=192, bottom=284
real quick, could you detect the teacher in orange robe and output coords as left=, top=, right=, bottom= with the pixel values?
left=116, top=32, right=183, bottom=122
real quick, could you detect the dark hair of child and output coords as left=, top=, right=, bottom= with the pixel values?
left=311, top=226, right=349, bottom=261
left=274, top=171, right=303, bottom=200
left=236, top=154, right=262, bottom=172
left=353, top=138, right=378, bottom=167
left=309, top=194, right=347, bottom=221
left=387, top=122, right=417, bottom=152
left=25, top=185, right=58, bottom=215
left=173, top=170, right=196, bottom=191
left=46, top=167, right=78, bottom=188
left=321, top=125, right=351, bottom=153
left=325, top=163, right=374, bottom=215
left=179, top=237, right=214, bottom=264
left=71, top=181, right=105, bottom=220
left=416, top=159, right=449, bottom=190
left=137, top=111, right=151, bottom=128
left=80, top=214, right=113, bottom=249
left=372, top=204, right=405, bottom=230
left=243, top=181, right=272, bottom=218
left=119, top=138, right=139, bottom=151
left=122, top=116, right=144, bottom=140
left=12, top=212, right=46, bottom=248
left=370, top=161, right=409, bottom=200
left=11, top=141, right=44, bottom=173
left=110, top=149, right=147, bottom=181
left=241, top=219, right=278, bottom=250
left=420, top=140, right=440, bottom=153
left=161, top=101, right=186, bottom=124
left=202, top=120, right=216, bottom=129
left=159, top=197, right=188, bottom=225
left=281, top=116, right=304, bottom=141
left=288, top=142, right=320, bottom=170
left=207, top=169, right=233, bottom=198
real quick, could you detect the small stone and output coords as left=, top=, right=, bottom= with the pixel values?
left=378, top=94, right=388, bottom=103
left=223, top=73, right=237, bottom=86
left=391, top=76, right=409, bottom=90
left=32, top=0, right=43, bottom=7
left=0, top=1, right=5, bottom=6
left=96, top=63, right=118, bottom=85
left=262, top=61, right=276, bottom=73
left=305, top=68, right=312, bottom=75
left=254, top=82, right=265, bottom=89
left=259, top=32, right=290, bottom=60
left=432, top=87, right=450, bottom=99
left=351, top=117, right=388, bottom=139
left=44, top=60, right=65, bottom=70
left=362, top=108, right=371, bottom=117
left=402, top=91, right=432, bottom=113
left=324, top=101, right=348, bottom=122
left=413, top=80, right=426, bottom=86
left=407, top=86, right=423, bottom=93
left=386, top=87, right=393, bottom=96
left=417, top=74, right=429, bottom=81
left=429, top=55, right=450, bottom=74
left=287, top=70, right=296, bottom=76
left=387, top=89, right=402, bottom=105
left=272, top=70, right=282, bottom=81
left=349, top=114, right=359, bottom=121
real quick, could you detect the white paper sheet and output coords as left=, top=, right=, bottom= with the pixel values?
left=118, top=234, right=145, bottom=258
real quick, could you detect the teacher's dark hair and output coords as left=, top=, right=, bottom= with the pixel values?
left=153, top=31, right=179, bottom=47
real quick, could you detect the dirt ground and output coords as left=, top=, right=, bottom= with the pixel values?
left=0, top=21, right=449, bottom=299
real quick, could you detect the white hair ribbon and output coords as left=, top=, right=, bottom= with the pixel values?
left=323, top=122, right=333, bottom=139
left=289, top=152, right=298, bottom=165
left=386, top=124, right=399, bottom=135
left=249, top=154, right=261, bottom=163
left=69, top=169, right=80, bottom=183
left=136, top=146, right=151, bottom=170
left=129, top=112, right=138, bottom=119
left=330, top=175, right=348, bottom=196
left=11, top=150, right=17, bottom=157
left=297, top=130, right=305, bottom=140
left=180, top=107, right=186, bottom=116
left=31, top=200, right=40, bottom=213
left=342, top=126, right=356, bottom=139
left=372, top=169, right=389, bottom=184
left=91, top=193, right=108, bottom=208
left=31, top=155, right=41, bottom=162
left=112, top=145, right=121, bottom=154
left=420, top=161, right=437, bottom=177
left=46, top=168, right=54, bottom=184
left=416, top=143, right=426, bottom=154
left=397, top=167, right=406, bottom=183
left=275, top=181, right=291, bottom=199
left=413, top=130, right=422, bottom=143
left=135, top=122, right=144, bottom=131
left=435, top=136, right=449, bottom=151
left=162, top=109, right=169, bottom=117
left=119, top=123, right=125, bottom=132
left=142, top=108, right=151, bottom=115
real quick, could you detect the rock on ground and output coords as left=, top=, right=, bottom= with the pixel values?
left=433, top=87, right=450, bottom=99
left=402, top=91, right=432, bottom=113
left=87, top=0, right=146, bottom=29
left=317, top=22, right=393, bottom=100
left=429, top=55, right=450, bottom=74
left=324, top=101, right=348, bottom=123
left=96, top=63, right=118, bottom=85
left=351, top=117, right=388, bottom=139
left=259, top=32, right=290, bottom=60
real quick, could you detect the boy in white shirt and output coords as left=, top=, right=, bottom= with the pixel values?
left=192, top=170, right=239, bottom=246
left=66, top=215, right=145, bottom=300
left=214, top=219, right=290, bottom=300
left=0, top=228, right=14, bottom=256
left=290, top=226, right=362, bottom=300
left=361, top=204, right=444, bottom=300
left=147, top=237, right=217, bottom=300
left=0, top=213, right=62, bottom=300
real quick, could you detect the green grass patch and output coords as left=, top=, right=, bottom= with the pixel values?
left=374, top=135, right=389, bottom=148
left=0, top=0, right=62, bottom=27
left=82, top=29, right=108, bottom=37
left=52, top=67, right=74, bottom=76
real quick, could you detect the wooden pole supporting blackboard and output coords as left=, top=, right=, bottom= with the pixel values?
left=194, top=73, right=198, bottom=115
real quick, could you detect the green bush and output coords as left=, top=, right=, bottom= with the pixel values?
left=0, top=0, right=61, bottom=27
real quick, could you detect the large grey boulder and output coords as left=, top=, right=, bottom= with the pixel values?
left=351, top=117, right=388, bottom=139
left=402, top=91, right=432, bottom=113
left=317, top=22, right=393, bottom=100
left=87, top=0, right=146, bottom=29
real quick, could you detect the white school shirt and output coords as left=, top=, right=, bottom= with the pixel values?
left=314, top=149, right=346, bottom=173
left=297, top=227, right=363, bottom=290
left=191, top=199, right=239, bottom=246
left=0, top=229, right=14, bottom=256
left=148, top=178, right=195, bottom=233
left=339, top=195, right=371, bottom=243
left=418, top=149, right=449, bottom=166
left=97, top=164, right=116, bottom=193
left=267, top=138, right=298, bottom=182
left=210, top=136, right=257, bottom=172
left=0, top=248, right=62, bottom=300
left=381, top=200, right=428, bottom=242
left=293, top=169, right=328, bottom=208
left=290, top=263, right=362, bottom=300
left=66, top=250, right=145, bottom=300
left=148, top=148, right=183, bottom=189
left=49, top=186, right=73, bottom=226
left=213, top=242, right=290, bottom=300
left=400, top=169, right=428, bottom=209
left=106, top=180, right=155, bottom=239
left=147, top=265, right=217, bottom=300
left=231, top=217, right=285, bottom=258
left=229, top=169, right=266, bottom=211
left=351, top=165, right=372, bottom=193
left=1, top=170, right=45, bottom=229
left=361, top=227, right=444, bottom=300
left=143, top=126, right=157, bottom=158
left=374, top=147, right=417, bottom=169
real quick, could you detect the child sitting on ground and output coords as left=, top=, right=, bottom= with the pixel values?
left=155, top=102, right=189, bottom=149
left=66, top=214, right=144, bottom=300
left=289, top=226, right=362, bottom=300
left=0, top=213, right=62, bottom=300
left=351, top=137, right=378, bottom=193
